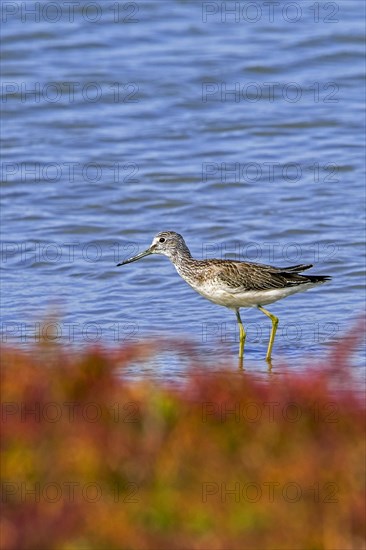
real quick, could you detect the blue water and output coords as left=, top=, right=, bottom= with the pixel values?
left=1, top=0, right=365, bottom=380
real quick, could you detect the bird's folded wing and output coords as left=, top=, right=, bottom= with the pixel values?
left=215, top=263, right=292, bottom=293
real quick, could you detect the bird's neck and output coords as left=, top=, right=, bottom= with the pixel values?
left=169, top=245, right=200, bottom=281
left=170, top=242, right=192, bottom=265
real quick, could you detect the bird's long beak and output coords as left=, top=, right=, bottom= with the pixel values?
left=116, top=246, right=154, bottom=266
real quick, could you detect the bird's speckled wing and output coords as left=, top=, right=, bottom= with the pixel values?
left=213, top=261, right=308, bottom=293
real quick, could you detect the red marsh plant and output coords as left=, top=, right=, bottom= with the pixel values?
left=1, top=332, right=365, bottom=550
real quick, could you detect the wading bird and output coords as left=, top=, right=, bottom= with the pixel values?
left=117, top=231, right=331, bottom=361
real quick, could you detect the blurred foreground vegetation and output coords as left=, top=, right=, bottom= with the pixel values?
left=1, top=335, right=365, bottom=550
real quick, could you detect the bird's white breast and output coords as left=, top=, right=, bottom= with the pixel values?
left=177, top=269, right=317, bottom=309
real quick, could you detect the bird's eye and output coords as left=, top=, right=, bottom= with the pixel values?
left=159, top=237, right=166, bottom=243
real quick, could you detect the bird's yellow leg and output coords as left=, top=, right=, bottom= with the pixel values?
left=258, top=306, right=279, bottom=361
left=235, top=309, right=246, bottom=358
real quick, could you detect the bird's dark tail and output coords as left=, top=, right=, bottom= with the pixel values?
left=282, top=264, right=313, bottom=272
left=303, top=274, right=332, bottom=284
left=279, top=270, right=331, bottom=287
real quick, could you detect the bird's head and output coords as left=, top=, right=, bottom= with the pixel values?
left=117, top=231, right=189, bottom=266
